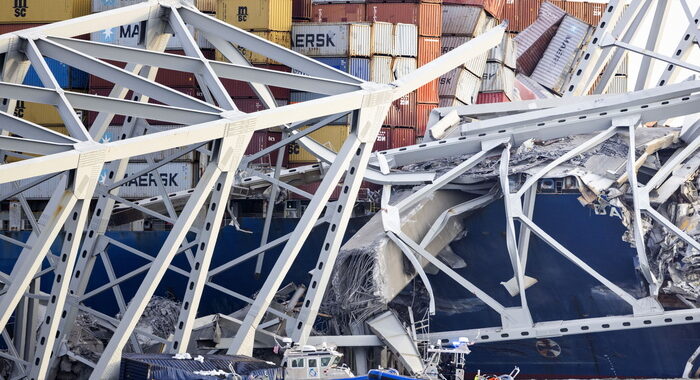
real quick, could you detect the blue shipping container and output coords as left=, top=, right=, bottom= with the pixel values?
left=314, top=57, right=348, bottom=73
left=23, top=57, right=88, bottom=89
left=349, top=57, right=370, bottom=81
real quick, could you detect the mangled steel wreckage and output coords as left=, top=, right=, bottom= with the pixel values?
left=1, top=0, right=700, bottom=379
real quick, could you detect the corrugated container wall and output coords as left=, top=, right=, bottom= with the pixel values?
left=371, top=22, right=394, bottom=56
left=418, top=36, right=440, bottom=66
left=441, top=36, right=488, bottom=77
left=222, top=64, right=291, bottom=99
left=196, top=0, right=217, bottom=12
left=103, top=126, right=196, bottom=162
left=515, top=72, right=555, bottom=99
left=392, top=58, right=417, bottom=80
left=604, top=75, right=627, bottom=95
left=391, top=127, right=416, bottom=149
left=442, top=5, right=486, bottom=36
left=1, top=0, right=90, bottom=22
left=371, top=56, right=393, bottom=84
left=91, top=23, right=212, bottom=50
left=447, top=0, right=506, bottom=19
left=290, top=91, right=349, bottom=123
left=12, top=101, right=65, bottom=125
left=217, top=0, right=292, bottom=31
left=293, top=0, right=312, bottom=20
left=439, top=96, right=467, bottom=108
left=23, top=57, right=71, bottom=89
left=216, top=31, right=291, bottom=64
left=488, top=33, right=516, bottom=69
left=440, top=67, right=480, bottom=101
left=394, top=23, right=418, bottom=57
left=349, top=58, right=371, bottom=81
left=384, top=92, right=417, bottom=128
left=291, top=23, right=370, bottom=57
left=373, top=127, right=392, bottom=152
left=476, top=91, right=510, bottom=104
left=288, top=125, right=350, bottom=163
left=481, top=63, right=515, bottom=99
left=91, top=0, right=188, bottom=12
left=311, top=3, right=365, bottom=23
left=418, top=80, right=439, bottom=103
left=365, top=3, right=441, bottom=37
left=531, top=15, right=591, bottom=93
left=416, top=103, right=437, bottom=137
left=513, top=1, right=566, bottom=75
left=234, top=98, right=288, bottom=113
left=246, top=131, right=288, bottom=166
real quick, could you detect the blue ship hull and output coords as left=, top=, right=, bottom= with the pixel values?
left=1, top=194, right=698, bottom=377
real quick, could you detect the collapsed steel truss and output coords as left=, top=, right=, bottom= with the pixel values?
left=0, top=0, right=699, bottom=378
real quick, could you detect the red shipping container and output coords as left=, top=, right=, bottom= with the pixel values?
left=476, top=91, right=511, bottom=104
left=373, top=126, right=392, bottom=152
left=416, top=103, right=437, bottom=137
left=311, top=3, right=365, bottom=22
left=384, top=92, right=417, bottom=128
left=86, top=87, right=203, bottom=126
left=221, top=65, right=291, bottom=100
left=245, top=130, right=289, bottom=166
left=293, top=0, right=312, bottom=20
left=391, top=127, right=417, bottom=148
left=367, top=0, right=441, bottom=4
left=417, top=79, right=439, bottom=103
left=0, top=23, right=44, bottom=33
left=365, top=3, right=442, bottom=37
left=444, top=0, right=506, bottom=19
left=288, top=181, right=342, bottom=200
left=418, top=37, right=441, bottom=66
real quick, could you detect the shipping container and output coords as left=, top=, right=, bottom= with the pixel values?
left=217, top=0, right=292, bottom=31
left=289, top=91, right=349, bottom=123
left=371, top=22, right=393, bottom=56
left=513, top=1, right=566, bottom=75
left=531, top=15, right=591, bottom=94
left=291, top=23, right=370, bottom=57
left=311, top=3, right=365, bottom=23
left=314, top=57, right=349, bottom=72
left=215, top=31, right=291, bottom=64
left=373, top=126, right=392, bottom=151
left=288, top=181, right=342, bottom=200
left=371, top=55, right=393, bottom=84
left=0, top=162, right=195, bottom=199
left=391, top=127, right=416, bottom=149
left=0, top=0, right=90, bottom=23
left=103, top=126, right=196, bottom=162
left=441, top=36, right=488, bottom=77
left=234, top=98, right=288, bottom=113
left=553, top=0, right=604, bottom=27
left=393, top=23, right=418, bottom=57
left=23, top=57, right=88, bottom=89
left=0, top=22, right=44, bottom=34
left=91, top=0, right=190, bottom=12
left=348, top=57, right=370, bottom=81
left=196, top=0, right=216, bottom=12
left=293, top=0, right=312, bottom=20
left=438, top=96, right=467, bottom=108
left=604, top=75, right=628, bottom=95
left=366, top=0, right=441, bottom=3
left=246, top=130, right=288, bottom=166
left=11, top=101, right=76, bottom=126
left=417, top=79, right=439, bottom=103
left=91, top=23, right=211, bottom=50
left=288, top=124, right=350, bottom=163
left=476, top=91, right=510, bottom=104
left=481, top=62, right=515, bottom=99
left=442, top=5, right=486, bottom=36
left=439, top=67, right=481, bottom=104
left=444, top=0, right=506, bottom=19
left=221, top=64, right=291, bottom=99
left=488, top=33, right=516, bottom=69
left=385, top=92, right=417, bottom=128
left=416, top=103, right=437, bottom=137
left=365, top=3, right=441, bottom=37
left=392, top=57, right=417, bottom=80
left=501, top=0, right=519, bottom=32
left=418, top=36, right=440, bottom=66
left=515, top=72, right=555, bottom=99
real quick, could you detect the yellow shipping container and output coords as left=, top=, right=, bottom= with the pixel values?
left=196, top=0, right=216, bottom=13
left=288, top=125, right=350, bottom=163
left=217, top=0, right=291, bottom=31
left=215, top=31, right=290, bottom=64
left=0, top=0, right=90, bottom=23
left=6, top=126, right=68, bottom=163
left=13, top=101, right=64, bottom=125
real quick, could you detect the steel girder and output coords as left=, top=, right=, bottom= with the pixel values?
left=0, top=1, right=505, bottom=378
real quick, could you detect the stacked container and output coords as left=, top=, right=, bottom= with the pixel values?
left=478, top=32, right=517, bottom=103
left=438, top=5, right=489, bottom=107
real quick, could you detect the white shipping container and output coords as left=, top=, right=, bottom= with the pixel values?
left=103, top=126, right=196, bottom=162
left=531, top=15, right=591, bottom=93
left=392, top=57, right=417, bottom=80
left=481, top=62, right=516, bottom=99
left=371, top=55, right=392, bottom=84
left=604, top=75, right=628, bottom=94
left=291, top=23, right=370, bottom=57
left=2, top=162, right=195, bottom=200
left=438, top=96, right=466, bottom=108
left=92, top=0, right=194, bottom=12
left=441, top=36, right=488, bottom=78
left=439, top=67, right=481, bottom=104
left=488, top=33, right=516, bottom=69
left=91, top=23, right=208, bottom=49
left=371, top=22, right=393, bottom=56
left=442, top=5, right=486, bottom=36
left=516, top=73, right=555, bottom=99
left=393, top=23, right=417, bottom=57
